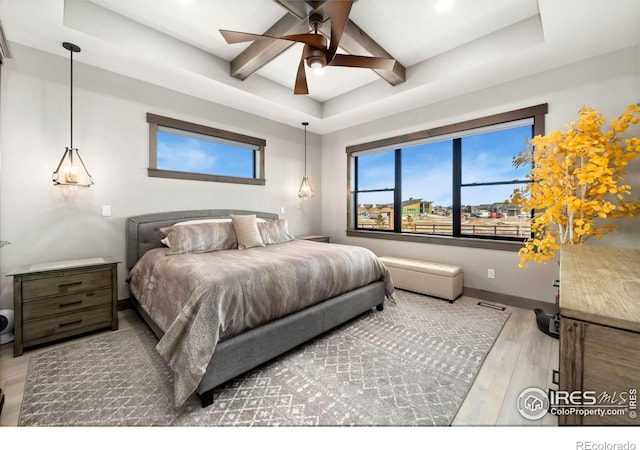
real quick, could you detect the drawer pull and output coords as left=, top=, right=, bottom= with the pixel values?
left=60, top=319, right=82, bottom=328
left=59, top=281, right=82, bottom=289
left=59, top=300, right=83, bottom=308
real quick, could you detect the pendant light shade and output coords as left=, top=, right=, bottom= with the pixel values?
left=297, top=121, right=314, bottom=199
left=52, top=42, right=94, bottom=189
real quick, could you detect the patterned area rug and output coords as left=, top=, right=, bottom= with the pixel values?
left=19, top=290, right=509, bottom=426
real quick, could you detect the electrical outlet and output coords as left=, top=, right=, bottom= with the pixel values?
left=102, top=205, right=111, bottom=217
left=488, top=269, right=495, bottom=279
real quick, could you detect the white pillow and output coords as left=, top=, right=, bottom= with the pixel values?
left=230, top=214, right=265, bottom=249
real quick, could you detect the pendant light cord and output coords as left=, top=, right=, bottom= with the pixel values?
left=70, top=47, right=73, bottom=149
left=304, top=123, right=307, bottom=177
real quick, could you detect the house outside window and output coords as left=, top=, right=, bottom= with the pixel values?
left=347, top=104, right=547, bottom=250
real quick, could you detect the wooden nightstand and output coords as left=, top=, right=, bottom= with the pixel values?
left=296, top=234, right=330, bottom=243
left=9, top=257, right=119, bottom=357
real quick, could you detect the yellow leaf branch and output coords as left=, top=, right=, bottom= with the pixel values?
left=510, top=104, right=640, bottom=268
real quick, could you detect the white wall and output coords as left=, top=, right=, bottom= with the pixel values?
left=320, top=45, right=640, bottom=304
left=0, top=44, right=322, bottom=308
left=2, top=43, right=639, bottom=309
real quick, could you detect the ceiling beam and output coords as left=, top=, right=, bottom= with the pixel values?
left=229, top=12, right=309, bottom=81
left=273, top=0, right=329, bottom=20
left=0, top=18, right=12, bottom=62
left=229, top=0, right=405, bottom=86
left=318, top=19, right=405, bottom=86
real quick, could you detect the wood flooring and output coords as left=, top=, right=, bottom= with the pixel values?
left=0, top=297, right=558, bottom=426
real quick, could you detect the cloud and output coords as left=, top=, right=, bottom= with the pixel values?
left=156, top=132, right=253, bottom=177
left=356, top=125, right=531, bottom=207
left=158, top=140, right=218, bottom=173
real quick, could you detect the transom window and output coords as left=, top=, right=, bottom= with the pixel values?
left=347, top=104, right=547, bottom=246
left=147, top=113, right=266, bottom=185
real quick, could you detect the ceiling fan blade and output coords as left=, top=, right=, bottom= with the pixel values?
left=326, top=0, right=353, bottom=62
left=220, top=30, right=326, bottom=50
left=328, top=54, right=396, bottom=70
left=279, top=33, right=327, bottom=50
left=294, top=51, right=309, bottom=95
left=219, top=29, right=273, bottom=44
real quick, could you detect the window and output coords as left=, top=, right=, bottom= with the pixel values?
left=402, top=139, right=453, bottom=235
left=147, top=113, right=266, bottom=185
left=355, top=151, right=396, bottom=231
left=347, top=104, right=547, bottom=248
left=459, top=125, right=533, bottom=239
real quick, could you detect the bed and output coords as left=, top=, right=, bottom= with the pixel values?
left=126, top=209, right=393, bottom=408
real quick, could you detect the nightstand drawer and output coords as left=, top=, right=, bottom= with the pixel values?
left=22, top=288, right=112, bottom=321
left=22, top=269, right=112, bottom=300
left=22, top=305, right=112, bottom=343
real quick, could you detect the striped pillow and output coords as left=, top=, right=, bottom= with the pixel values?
left=230, top=214, right=265, bottom=249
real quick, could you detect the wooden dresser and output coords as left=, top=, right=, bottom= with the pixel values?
left=10, top=257, right=119, bottom=357
left=559, top=245, right=640, bottom=425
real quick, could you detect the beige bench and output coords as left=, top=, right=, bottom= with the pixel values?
left=379, top=256, right=463, bottom=302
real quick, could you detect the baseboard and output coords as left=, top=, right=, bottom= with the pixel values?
left=117, top=298, right=132, bottom=311
left=463, top=287, right=556, bottom=314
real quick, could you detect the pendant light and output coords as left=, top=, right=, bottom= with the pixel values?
left=52, top=42, right=94, bottom=189
left=298, top=121, right=314, bottom=199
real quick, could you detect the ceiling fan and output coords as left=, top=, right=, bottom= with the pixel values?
left=219, top=0, right=396, bottom=95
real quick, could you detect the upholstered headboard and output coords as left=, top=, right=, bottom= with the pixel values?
left=125, top=209, right=279, bottom=269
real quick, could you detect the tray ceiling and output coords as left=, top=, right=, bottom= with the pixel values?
left=1, top=0, right=639, bottom=133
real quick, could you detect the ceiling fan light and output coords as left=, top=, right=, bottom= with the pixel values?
left=311, top=61, right=325, bottom=76
left=307, top=55, right=325, bottom=75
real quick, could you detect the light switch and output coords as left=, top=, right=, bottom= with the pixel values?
left=102, top=205, right=111, bottom=217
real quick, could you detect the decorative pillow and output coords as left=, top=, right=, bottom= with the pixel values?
left=173, top=218, right=232, bottom=226
left=258, top=219, right=294, bottom=245
left=160, top=222, right=237, bottom=255
left=160, top=217, right=267, bottom=245
left=161, top=220, right=232, bottom=246
left=230, top=214, right=265, bottom=249
left=174, top=218, right=265, bottom=226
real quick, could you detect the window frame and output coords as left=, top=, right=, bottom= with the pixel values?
left=346, top=104, right=548, bottom=251
left=147, top=113, right=266, bottom=185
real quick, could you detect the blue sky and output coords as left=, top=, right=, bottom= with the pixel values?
left=357, top=125, right=532, bottom=207
left=157, top=130, right=254, bottom=178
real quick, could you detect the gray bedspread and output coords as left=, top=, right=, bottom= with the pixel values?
left=129, top=239, right=394, bottom=406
